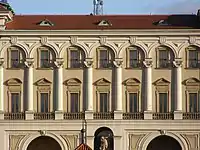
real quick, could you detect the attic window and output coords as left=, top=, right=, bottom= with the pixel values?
left=98, top=20, right=112, bottom=26
left=37, top=19, right=54, bottom=26
left=155, top=19, right=170, bottom=26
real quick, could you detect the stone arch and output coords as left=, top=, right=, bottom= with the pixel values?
left=0, top=42, right=28, bottom=58
left=29, top=42, right=59, bottom=58
left=94, top=127, right=114, bottom=150
left=90, top=42, right=117, bottom=58
left=59, top=42, right=89, bottom=58
left=19, top=132, right=70, bottom=150
left=148, top=42, right=177, bottom=58
left=179, top=43, right=200, bottom=58
left=138, top=131, right=188, bottom=150
left=119, top=42, right=148, bottom=58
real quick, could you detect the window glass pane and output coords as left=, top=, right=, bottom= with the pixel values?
left=129, top=93, right=138, bottom=112
left=70, top=93, right=79, bottom=112
left=11, top=50, right=20, bottom=67
left=189, top=93, right=197, bottom=112
left=99, top=50, right=109, bottom=68
left=100, top=93, right=108, bottom=112
left=159, top=50, right=169, bottom=68
left=70, top=50, right=80, bottom=68
left=40, top=50, right=49, bottom=67
left=159, top=93, right=168, bottom=113
left=11, top=93, right=20, bottom=113
left=40, top=93, right=49, bottom=113
left=129, top=50, right=139, bottom=68
left=189, top=51, right=198, bottom=68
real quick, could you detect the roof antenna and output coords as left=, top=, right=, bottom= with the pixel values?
left=93, top=0, right=104, bottom=15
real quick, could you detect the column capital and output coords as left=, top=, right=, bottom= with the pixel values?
left=143, top=58, right=153, bottom=68
left=173, top=58, right=182, bottom=68
left=54, top=58, right=64, bottom=68
left=0, top=58, right=4, bottom=67
left=84, top=58, right=93, bottom=68
left=24, top=58, right=34, bottom=68
left=113, top=58, right=123, bottom=68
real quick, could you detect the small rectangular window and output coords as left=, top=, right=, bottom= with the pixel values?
left=11, top=93, right=20, bottom=113
left=159, top=93, right=168, bottom=113
left=99, top=93, right=109, bottom=112
left=70, top=93, right=79, bottom=112
left=129, top=50, right=140, bottom=68
left=70, top=50, right=81, bottom=68
left=40, top=50, right=50, bottom=68
left=188, top=51, right=198, bottom=68
left=40, top=93, right=49, bottom=112
left=129, top=93, right=138, bottom=113
left=189, top=93, right=199, bottom=112
left=159, top=50, right=169, bottom=68
left=10, top=50, right=20, bottom=68
left=99, top=50, right=109, bottom=68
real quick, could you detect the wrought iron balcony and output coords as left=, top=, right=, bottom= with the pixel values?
left=64, top=112, right=85, bottom=120
left=153, top=112, right=174, bottom=120
left=123, top=112, right=144, bottom=120
left=4, top=112, right=25, bottom=120
left=93, top=112, right=114, bottom=120
left=183, top=112, right=200, bottom=120
left=34, top=112, right=55, bottom=120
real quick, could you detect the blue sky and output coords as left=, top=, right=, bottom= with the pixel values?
left=6, top=0, right=200, bottom=14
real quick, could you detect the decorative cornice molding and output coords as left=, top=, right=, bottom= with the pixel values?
left=129, top=36, right=137, bottom=45
left=159, top=36, right=166, bottom=44
left=99, top=36, right=107, bottom=45
left=40, top=36, right=48, bottom=45
left=10, top=36, right=18, bottom=45
left=70, top=36, right=78, bottom=45
left=189, top=36, right=196, bottom=44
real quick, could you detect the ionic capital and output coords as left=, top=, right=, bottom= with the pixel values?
left=24, top=58, right=34, bottom=68
left=84, top=58, right=93, bottom=68
left=173, top=58, right=182, bottom=68
left=0, top=58, right=4, bottom=67
left=143, top=59, right=153, bottom=68
left=113, top=58, right=123, bottom=68
left=54, top=58, right=64, bottom=68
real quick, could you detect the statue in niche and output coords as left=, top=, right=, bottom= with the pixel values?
left=100, top=136, right=108, bottom=150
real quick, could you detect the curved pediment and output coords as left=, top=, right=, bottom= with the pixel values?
left=94, top=78, right=111, bottom=86
left=35, top=78, right=52, bottom=86
left=63, top=78, right=81, bottom=86
left=153, top=78, right=170, bottom=86
left=123, top=78, right=140, bottom=86
left=183, top=77, right=200, bottom=86
left=5, top=78, right=22, bottom=86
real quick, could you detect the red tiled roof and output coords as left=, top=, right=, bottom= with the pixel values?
left=5, top=14, right=200, bottom=30
left=75, top=143, right=92, bottom=150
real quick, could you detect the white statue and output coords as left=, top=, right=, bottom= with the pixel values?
left=100, top=136, right=108, bottom=150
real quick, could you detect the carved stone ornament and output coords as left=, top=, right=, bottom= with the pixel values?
left=113, top=58, right=123, bottom=68
left=10, top=37, right=18, bottom=45
left=159, top=36, right=166, bottom=44
left=0, top=58, right=4, bottom=67
left=40, top=36, right=48, bottom=45
left=189, top=36, right=196, bottom=44
left=24, top=58, right=34, bottom=68
left=39, top=130, right=47, bottom=136
left=84, top=58, right=93, bottom=68
left=129, top=36, right=137, bottom=45
left=54, top=58, right=64, bottom=68
left=99, top=36, right=107, bottom=45
left=70, top=36, right=78, bottom=45
left=143, top=59, right=153, bottom=68
left=159, top=130, right=166, bottom=135
left=173, top=59, right=182, bottom=68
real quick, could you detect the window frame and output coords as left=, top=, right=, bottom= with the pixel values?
left=98, top=92, right=110, bottom=113
left=67, top=47, right=83, bottom=69
left=69, top=92, right=80, bottom=113
left=37, top=47, right=52, bottom=69
left=40, top=92, right=50, bottom=113
left=186, top=92, right=200, bottom=112
left=156, top=47, right=171, bottom=68
left=8, top=47, right=23, bottom=69
left=126, top=92, right=139, bottom=113
left=127, top=47, right=142, bottom=69
left=97, top=47, right=112, bottom=69
left=186, top=46, right=200, bottom=68
left=10, top=92, right=21, bottom=113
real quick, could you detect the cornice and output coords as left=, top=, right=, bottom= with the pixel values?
left=1, top=29, right=200, bottom=36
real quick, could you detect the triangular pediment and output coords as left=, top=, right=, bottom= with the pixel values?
left=5, top=78, right=22, bottom=86
left=35, top=78, right=52, bottom=86
left=94, top=78, right=111, bottom=86
left=75, top=143, right=92, bottom=150
left=183, top=77, right=200, bottom=86
left=153, top=78, right=170, bottom=86
left=123, top=78, right=140, bottom=86
left=63, top=78, right=81, bottom=86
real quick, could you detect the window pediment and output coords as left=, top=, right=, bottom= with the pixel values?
left=94, top=78, right=111, bottom=86
left=183, top=78, right=200, bottom=86
left=153, top=78, right=170, bottom=86
left=35, top=78, right=52, bottom=86
left=63, top=78, right=81, bottom=86
left=123, top=78, right=140, bottom=86
left=37, top=19, right=54, bottom=26
left=5, top=78, right=22, bottom=86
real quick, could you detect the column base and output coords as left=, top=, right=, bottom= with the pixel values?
left=144, top=111, right=153, bottom=120
left=174, top=111, right=183, bottom=120
left=85, top=111, right=93, bottom=119
left=0, top=111, right=4, bottom=120
left=25, top=111, right=34, bottom=120
left=55, top=111, right=64, bottom=120
left=114, top=111, right=123, bottom=120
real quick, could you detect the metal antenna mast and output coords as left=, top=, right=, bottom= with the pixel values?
left=93, top=0, right=103, bottom=15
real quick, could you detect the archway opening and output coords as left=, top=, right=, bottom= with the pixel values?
left=147, top=135, right=182, bottom=150
left=27, top=136, right=62, bottom=150
left=94, top=127, right=114, bottom=150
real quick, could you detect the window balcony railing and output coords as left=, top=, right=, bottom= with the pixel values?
left=34, top=112, right=55, bottom=120
left=183, top=112, right=200, bottom=120
left=4, top=112, right=25, bottom=120
left=123, top=112, right=144, bottom=120
left=93, top=112, right=114, bottom=120
left=153, top=112, right=174, bottom=120
left=64, top=112, right=85, bottom=120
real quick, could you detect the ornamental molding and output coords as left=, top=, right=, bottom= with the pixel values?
left=129, top=36, right=137, bottom=45
left=24, top=58, right=34, bottom=68
left=54, top=58, right=64, bottom=68
left=70, top=36, right=78, bottom=45
left=84, top=58, right=93, bottom=68
left=0, top=58, right=4, bottom=67
left=173, top=58, right=182, bottom=68
left=40, top=36, right=48, bottom=45
left=159, top=36, right=166, bottom=44
left=143, top=59, right=153, bottom=68
left=113, top=58, right=123, bottom=68
left=39, top=130, right=47, bottom=136
left=10, top=36, right=18, bottom=45
left=99, top=36, right=107, bottom=45
left=189, top=36, right=196, bottom=44
left=159, top=130, right=166, bottom=135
